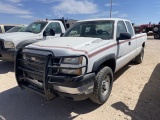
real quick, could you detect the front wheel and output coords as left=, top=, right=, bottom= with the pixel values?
left=90, top=66, right=113, bottom=104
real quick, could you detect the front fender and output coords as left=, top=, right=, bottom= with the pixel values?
left=92, top=53, right=116, bottom=72
left=16, top=39, right=38, bottom=49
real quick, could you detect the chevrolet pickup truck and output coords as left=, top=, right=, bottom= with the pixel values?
left=0, top=18, right=76, bottom=61
left=15, top=18, right=147, bottom=104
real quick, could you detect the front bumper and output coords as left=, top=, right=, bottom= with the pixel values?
left=15, top=48, right=94, bottom=101
left=0, top=49, right=15, bottom=61
left=53, top=73, right=94, bottom=93
left=50, top=73, right=95, bottom=101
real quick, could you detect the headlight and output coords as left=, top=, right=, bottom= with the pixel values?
left=60, top=57, right=83, bottom=75
left=62, top=57, right=83, bottom=64
left=4, top=41, right=15, bottom=48
left=60, top=68, right=82, bottom=75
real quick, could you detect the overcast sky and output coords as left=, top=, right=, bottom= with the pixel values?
left=0, top=0, right=160, bottom=25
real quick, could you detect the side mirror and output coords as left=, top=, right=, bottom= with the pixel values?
left=50, top=29, right=55, bottom=36
left=43, top=31, right=47, bottom=37
left=117, top=33, right=131, bottom=41
left=60, top=33, right=64, bottom=37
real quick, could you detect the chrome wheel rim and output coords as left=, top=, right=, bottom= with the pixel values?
left=101, top=75, right=110, bottom=96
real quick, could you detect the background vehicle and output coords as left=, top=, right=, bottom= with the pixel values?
left=0, top=24, right=23, bottom=34
left=15, top=18, right=147, bottom=105
left=152, top=25, right=160, bottom=39
left=0, top=18, right=76, bottom=61
left=134, top=23, right=153, bottom=34
left=6, top=26, right=27, bottom=33
left=133, top=22, right=160, bottom=37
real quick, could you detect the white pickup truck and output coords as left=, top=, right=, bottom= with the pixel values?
left=15, top=18, right=147, bottom=104
left=0, top=19, right=76, bottom=61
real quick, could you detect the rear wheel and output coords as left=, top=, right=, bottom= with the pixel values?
left=90, top=66, right=113, bottom=104
left=154, top=34, right=160, bottom=39
left=135, top=47, right=144, bottom=64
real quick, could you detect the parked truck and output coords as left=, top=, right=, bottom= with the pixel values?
left=0, top=18, right=76, bottom=61
left=15, top=18, right=147, bottom=104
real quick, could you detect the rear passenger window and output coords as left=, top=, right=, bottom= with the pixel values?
left=4, top=26, right=14, bottom=32
left=125, top=21, right=134, bottom=37
left=0, top=27, right=2, bottom=33
left=116, top=21, right=127, bottom=39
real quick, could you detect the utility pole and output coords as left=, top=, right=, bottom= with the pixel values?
left=110, top=0, right=112, bottom=18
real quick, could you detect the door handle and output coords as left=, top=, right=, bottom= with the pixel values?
left=128, top=41, right=131, bottom=45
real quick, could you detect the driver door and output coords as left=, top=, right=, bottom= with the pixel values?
left=116, top=21, right=131, bottom=71
left=116, top=21, right=130, bottom=59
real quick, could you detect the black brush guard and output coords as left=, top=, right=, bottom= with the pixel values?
left=15, top=48, right=88, bottom=101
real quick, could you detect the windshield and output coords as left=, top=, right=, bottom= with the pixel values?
left=64, top=20, right=114, bottom=40
left=21, top=21, right=48, bottom=33
left=4, top=26, right=14, bottom=32
left=6, top=26, right=22, bottom=33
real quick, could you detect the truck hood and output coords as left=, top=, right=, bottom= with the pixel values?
left=0, top=32, right=41, bottom=46
left=27, top=37, right=112, bottom=56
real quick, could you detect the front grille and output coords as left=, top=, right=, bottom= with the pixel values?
left=20, top=53, right=61, bottom=74
left=21, top=61, right=45, bottom=72
left=21, top=53, right=46, bottom=72
left=24, top=54, right=45, bottom=64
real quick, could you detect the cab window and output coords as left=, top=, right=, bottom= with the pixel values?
left=125, top=21, right=134, bottom=37
left=45, top=22, right=62, bottom=35
left=116, top=21, right=127, bottom=39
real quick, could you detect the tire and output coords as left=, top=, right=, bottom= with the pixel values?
left=154, top=34, right=160, bottom=39
left=90, top=66, right=113, bottom=104
left=135, top=47, right=144, bottom=64
left=153, top=26, right=159, bottom=33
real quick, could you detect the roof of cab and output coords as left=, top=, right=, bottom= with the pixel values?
left=77, top=18, right=130, bottom=22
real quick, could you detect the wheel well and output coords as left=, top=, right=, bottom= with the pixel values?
left=97, top=59, right=116, bottom=73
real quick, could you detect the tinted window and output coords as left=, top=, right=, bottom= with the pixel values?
left=64, top=21, right=114, bottom=40
left=22, top=22, right=47, bottom=33
left=6, top=26, right=22, bottom=33
left=125, top=21, right=134, bottom=37
left=4, top=26, right=14, bottom=32
left=0, top=27, right=2, bottom=33
left=116, top=21, right=127, bottom=38
left=45, top=22, right=62, bottom=34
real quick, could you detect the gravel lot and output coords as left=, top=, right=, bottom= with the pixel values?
left=0, top=36, right=160, bottom=120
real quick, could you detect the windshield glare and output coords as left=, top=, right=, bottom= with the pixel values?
left=22, top=21, right=48, bottom=33
left=64, top=21, right=114, bottom=40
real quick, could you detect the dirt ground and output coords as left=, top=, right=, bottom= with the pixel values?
left=0, top=36, right=160, bottom=120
